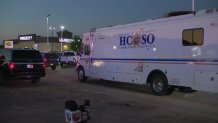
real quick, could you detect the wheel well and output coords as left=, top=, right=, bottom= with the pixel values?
left=146, top=69, right=167, bottom=84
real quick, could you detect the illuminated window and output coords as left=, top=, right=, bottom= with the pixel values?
left=182, top=28, right=204, bottom=46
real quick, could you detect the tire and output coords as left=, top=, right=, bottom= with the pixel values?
left=150, top=73, right=174, bottom=96
left=78, top=68, right=87, bottom=82
left=31, top=77, right=40, bottom=84
left=51, top=66, right=56, bottom=70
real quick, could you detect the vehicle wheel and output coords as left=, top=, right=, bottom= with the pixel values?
left=150, top=73, right=174, bottom=96
left=78, top=68, right=87, bottom=82
left=51, top=66, right=56, bottom=70
left=31, top=77, right=40, bottom=84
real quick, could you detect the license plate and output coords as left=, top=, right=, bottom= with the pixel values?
left=27, top=64, right=33, bottom=68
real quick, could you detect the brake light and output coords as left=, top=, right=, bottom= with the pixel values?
left=8, top=62, right=15, bottom=69
left=43, top=58, right=47, bottom=62
left=43, top=58, right=46, bottom=68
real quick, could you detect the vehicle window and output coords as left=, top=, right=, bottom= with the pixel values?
left=64, top=52, right=75, bottom=56
left=193, top=29, right=203, bottom=45
left=51, top=53, right=59, bottom=58
left=84, top=44, right=90, bottom=55
left=56, top=53, right=61, bottom=57
left=182, top=28, right=204, bottom=46
left=45, top=53, right=59, bottom=58
left=12, top=50, right=43, bottom=62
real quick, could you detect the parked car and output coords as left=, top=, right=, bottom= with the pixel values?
left=59, top=51, right=77, bottom=67
left=41, top=52, right=60, bottom=70
left=0, top=48, right=46, bottom=85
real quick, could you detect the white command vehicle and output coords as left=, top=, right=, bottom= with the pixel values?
left=77, top=9, right=218, bottom=95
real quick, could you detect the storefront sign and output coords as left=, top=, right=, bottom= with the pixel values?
left=4, top=41, right=13, bottom=48
left=18, top=34, right=36, bottom=41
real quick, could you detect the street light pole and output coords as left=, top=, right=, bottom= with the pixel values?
left=46, top=14, right=51, bottom=52
left=49, top=26, right=55, bottom=52
left=192, top=0, right=195, bottom=12
left=60, top=26, right=64, bottom=52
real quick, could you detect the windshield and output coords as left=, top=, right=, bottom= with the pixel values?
left=64, top=52, right=75, bottom=56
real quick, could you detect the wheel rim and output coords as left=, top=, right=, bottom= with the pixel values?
left=152, top=78, right=164, bottom=92
left=78, top=69, right=84, bottom=80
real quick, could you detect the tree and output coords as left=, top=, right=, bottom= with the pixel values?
left=56, top=30, right=73, bottom=39
left=56, top=29, right=81, bottom=52
left=69, top=35, right=82, bottom=52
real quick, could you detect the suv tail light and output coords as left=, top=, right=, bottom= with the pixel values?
left=43, top=58, right=47, bottom=62
left=8, top=62, right=15, bottom=69
left=43, top=58, right=47, bottom=68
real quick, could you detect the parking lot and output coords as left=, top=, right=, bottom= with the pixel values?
left=0, top=66, right=218, bottom=123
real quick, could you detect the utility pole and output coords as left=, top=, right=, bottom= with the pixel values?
left=60, top=26, right=65, bottom=52
left=46, top=14, right=51, bottom=51
left=50, top=26, right=55, bottom=52
left=192, top=0, right=195, bottom=12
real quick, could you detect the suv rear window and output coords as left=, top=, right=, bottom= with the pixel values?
left=45, top=53, right=59, bottom=59
left=12, top=50, right=43, bottom=62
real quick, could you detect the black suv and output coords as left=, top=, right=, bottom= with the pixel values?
left=0, top=48, right=46, bottom=85
left=41, top=52, right=59, bottom=70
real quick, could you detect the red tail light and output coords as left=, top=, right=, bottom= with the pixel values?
left=43, top=58, right=47, bottom=62
left=43, top=58, right=47, bottom=68
left=8, top=62, right=15, bottom=69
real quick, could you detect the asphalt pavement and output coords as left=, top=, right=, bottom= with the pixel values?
left=0, top=66, right=218, bottom=123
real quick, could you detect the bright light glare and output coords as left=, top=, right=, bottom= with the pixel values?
left=63, top=45, right=68, bottom=49
left=49, top=27, right=55, bottom=30
left=93, top=61, right=104, bottom=67
left=61, top=26, right=64, bottom=29
left=153, top=48, right=157, bottom=51
left=191, top=47, right=201, bottom=57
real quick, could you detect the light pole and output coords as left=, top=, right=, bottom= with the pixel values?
left=46, top=14, right=51, bottom=51
left=60, top=26, right=64, bottom=52
left=192, top=0, right=195, bottom=12
left=49, top=26, right=55, bottom=52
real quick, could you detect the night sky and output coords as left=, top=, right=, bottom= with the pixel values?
left=0, top=0, right=218, bottom=44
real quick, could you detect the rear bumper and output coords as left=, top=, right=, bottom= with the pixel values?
left=45, top=62, right=59, bottom=67
left=9, top=70, right=46, bottom=80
